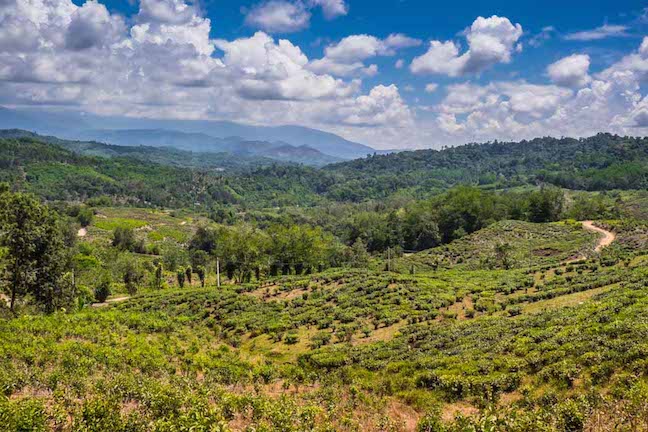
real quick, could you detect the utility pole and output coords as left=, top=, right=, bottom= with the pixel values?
left=216, top=258, right=221, bottom=288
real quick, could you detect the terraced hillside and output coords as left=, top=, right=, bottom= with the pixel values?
left=2, top=214, right=648, bottom=431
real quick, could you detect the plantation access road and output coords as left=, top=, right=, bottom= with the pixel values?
left=582, top=221, right=616, bottom=252
left=91, top=296, right=130, bottom=308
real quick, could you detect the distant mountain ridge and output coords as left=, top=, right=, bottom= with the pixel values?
left=76, top=128, right=341, bottom=166
left=0, top=129, right=284, bottom=171
left=0, top=107, right=374, bottom=162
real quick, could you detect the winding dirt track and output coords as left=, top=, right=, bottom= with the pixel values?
left=91, top=296, right=130, bottom=308
left=582, top=220, right=616, bottom=252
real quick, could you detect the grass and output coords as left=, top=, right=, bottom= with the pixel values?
left=94, top=217, right=149, bottom=231
left=402, top=220, right=598, bottom=272
left=522, top=283, right=618, bottom=314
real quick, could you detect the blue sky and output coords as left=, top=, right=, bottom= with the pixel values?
left=2, top=0, right=648, bottom=148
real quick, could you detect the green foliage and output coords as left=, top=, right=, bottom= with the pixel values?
left=155, top=263, right=164, bottom=290
left=3, top=131, right=648, bottom=430
left=94, top=275, right=112, bottom=303
left=528, top=187, right=564, bottom=223
left=77, top=207, right=94, bottom=227
left=112, top=227, right=136, bottom=251
left=0, top=190, right=73, bottom=313
left=176, top=269, right=185, bottom=288
left=196, top=265, right=206, bottom=288
left=4, top=133, right=648, bottom=209
left=123, top=261, right=144, bottom=295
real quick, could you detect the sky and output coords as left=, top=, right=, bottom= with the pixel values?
left=0, top=0, right=647, bottom=149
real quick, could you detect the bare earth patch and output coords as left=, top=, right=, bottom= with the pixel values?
left=91, top=296, right=130, bottom=308
left=442, top=401, right=479, bottom=422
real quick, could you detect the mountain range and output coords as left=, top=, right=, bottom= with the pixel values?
left=0, top=107, right=376, bottom=165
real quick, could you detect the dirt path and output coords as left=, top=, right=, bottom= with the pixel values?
left=91, top=296, right=130, bottom=308
left=582, top=220, right=616, bottom=252
left=77, top=227, right=87, bottom=237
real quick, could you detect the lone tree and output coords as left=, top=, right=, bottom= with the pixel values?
left=0, top=190, right=72, bottom=313
left=177, top=269, right=185, bottom=288
left=195, top=265, right=206, bottom=287
left=494, top=242, right=513, bottom=269
left=185, top=265, right=192, bottom=285
left=123, top=261, right=143, bottom=295
left=94, top=274, right=112, bottom=303
left=154, top=263, right=164, bottom=290
left=112, top=227, right=136, bottom=251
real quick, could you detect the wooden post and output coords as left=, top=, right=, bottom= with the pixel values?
left=216, top=258, right=221, bottom=288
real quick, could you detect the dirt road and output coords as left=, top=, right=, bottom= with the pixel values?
left=91, top=296, right=130, bottom=308
left=582, top=221, right=616, bottom=252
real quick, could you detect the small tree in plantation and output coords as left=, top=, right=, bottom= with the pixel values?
left=177, top=269, right=185, bottom=288
left=155, top=263, right=164, bottom=290
left=185, top=265, right=192, bottom=285
left=196, top=265, right=206, bottom=287
left=123, top=261, right=143, bottom=295
left=94, top=275, right=112, bottom=303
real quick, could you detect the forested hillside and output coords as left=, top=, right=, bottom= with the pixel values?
left=323, top=134, right=648, bottom=200
left=0, top=129, right=281, bottom=171
left=1, top=132, right=646, bottom=208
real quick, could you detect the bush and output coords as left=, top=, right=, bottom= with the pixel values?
left=417, top=410, right=444, bottom=432
left=285, top=333, right=299, bottom=345
left=77, top=207, right=94, bottom=227
left=112, top=227, right=136, bottom=251
left=508, top=305, right=522, bottom=317
left=94, top=277, right=112, bottom=303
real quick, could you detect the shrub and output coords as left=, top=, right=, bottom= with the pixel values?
left=417, top=410, right=444, bottom=432
left=285, top=333, right=299, bottom=345
left=508, top=305, right=522, bottom=317
left=177, top=269, right=185, bottom=288
left=77, top=207, right=94, bottom=227
left=94, top=277, right=112, bottom=303
left=112, top=227, right=136, bottom=251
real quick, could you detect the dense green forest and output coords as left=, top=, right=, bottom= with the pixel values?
left=1, top=130, right=648, bottom=431
left=1, top=132, right=646, bottom=208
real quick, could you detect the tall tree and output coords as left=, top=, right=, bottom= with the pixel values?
left=0, top=191, right=71, bottom=313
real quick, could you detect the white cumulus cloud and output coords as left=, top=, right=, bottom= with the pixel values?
left=309, top=0, right=348, bottom=19
left=244, top=1, right=311, bottom=33
left=309, top=33, right=421, bottom=77
left=547, top=54, right=591, bottom=88
left=424, top=83, right=438, bottom=93
left=411, top=15, right=523, bottom=76
left=0, top=0, right=415, bottom=149
left=244, top=0, right=348, bottom=33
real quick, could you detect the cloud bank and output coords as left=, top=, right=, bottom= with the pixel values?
left=0, top=2, right=646, bottom=149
